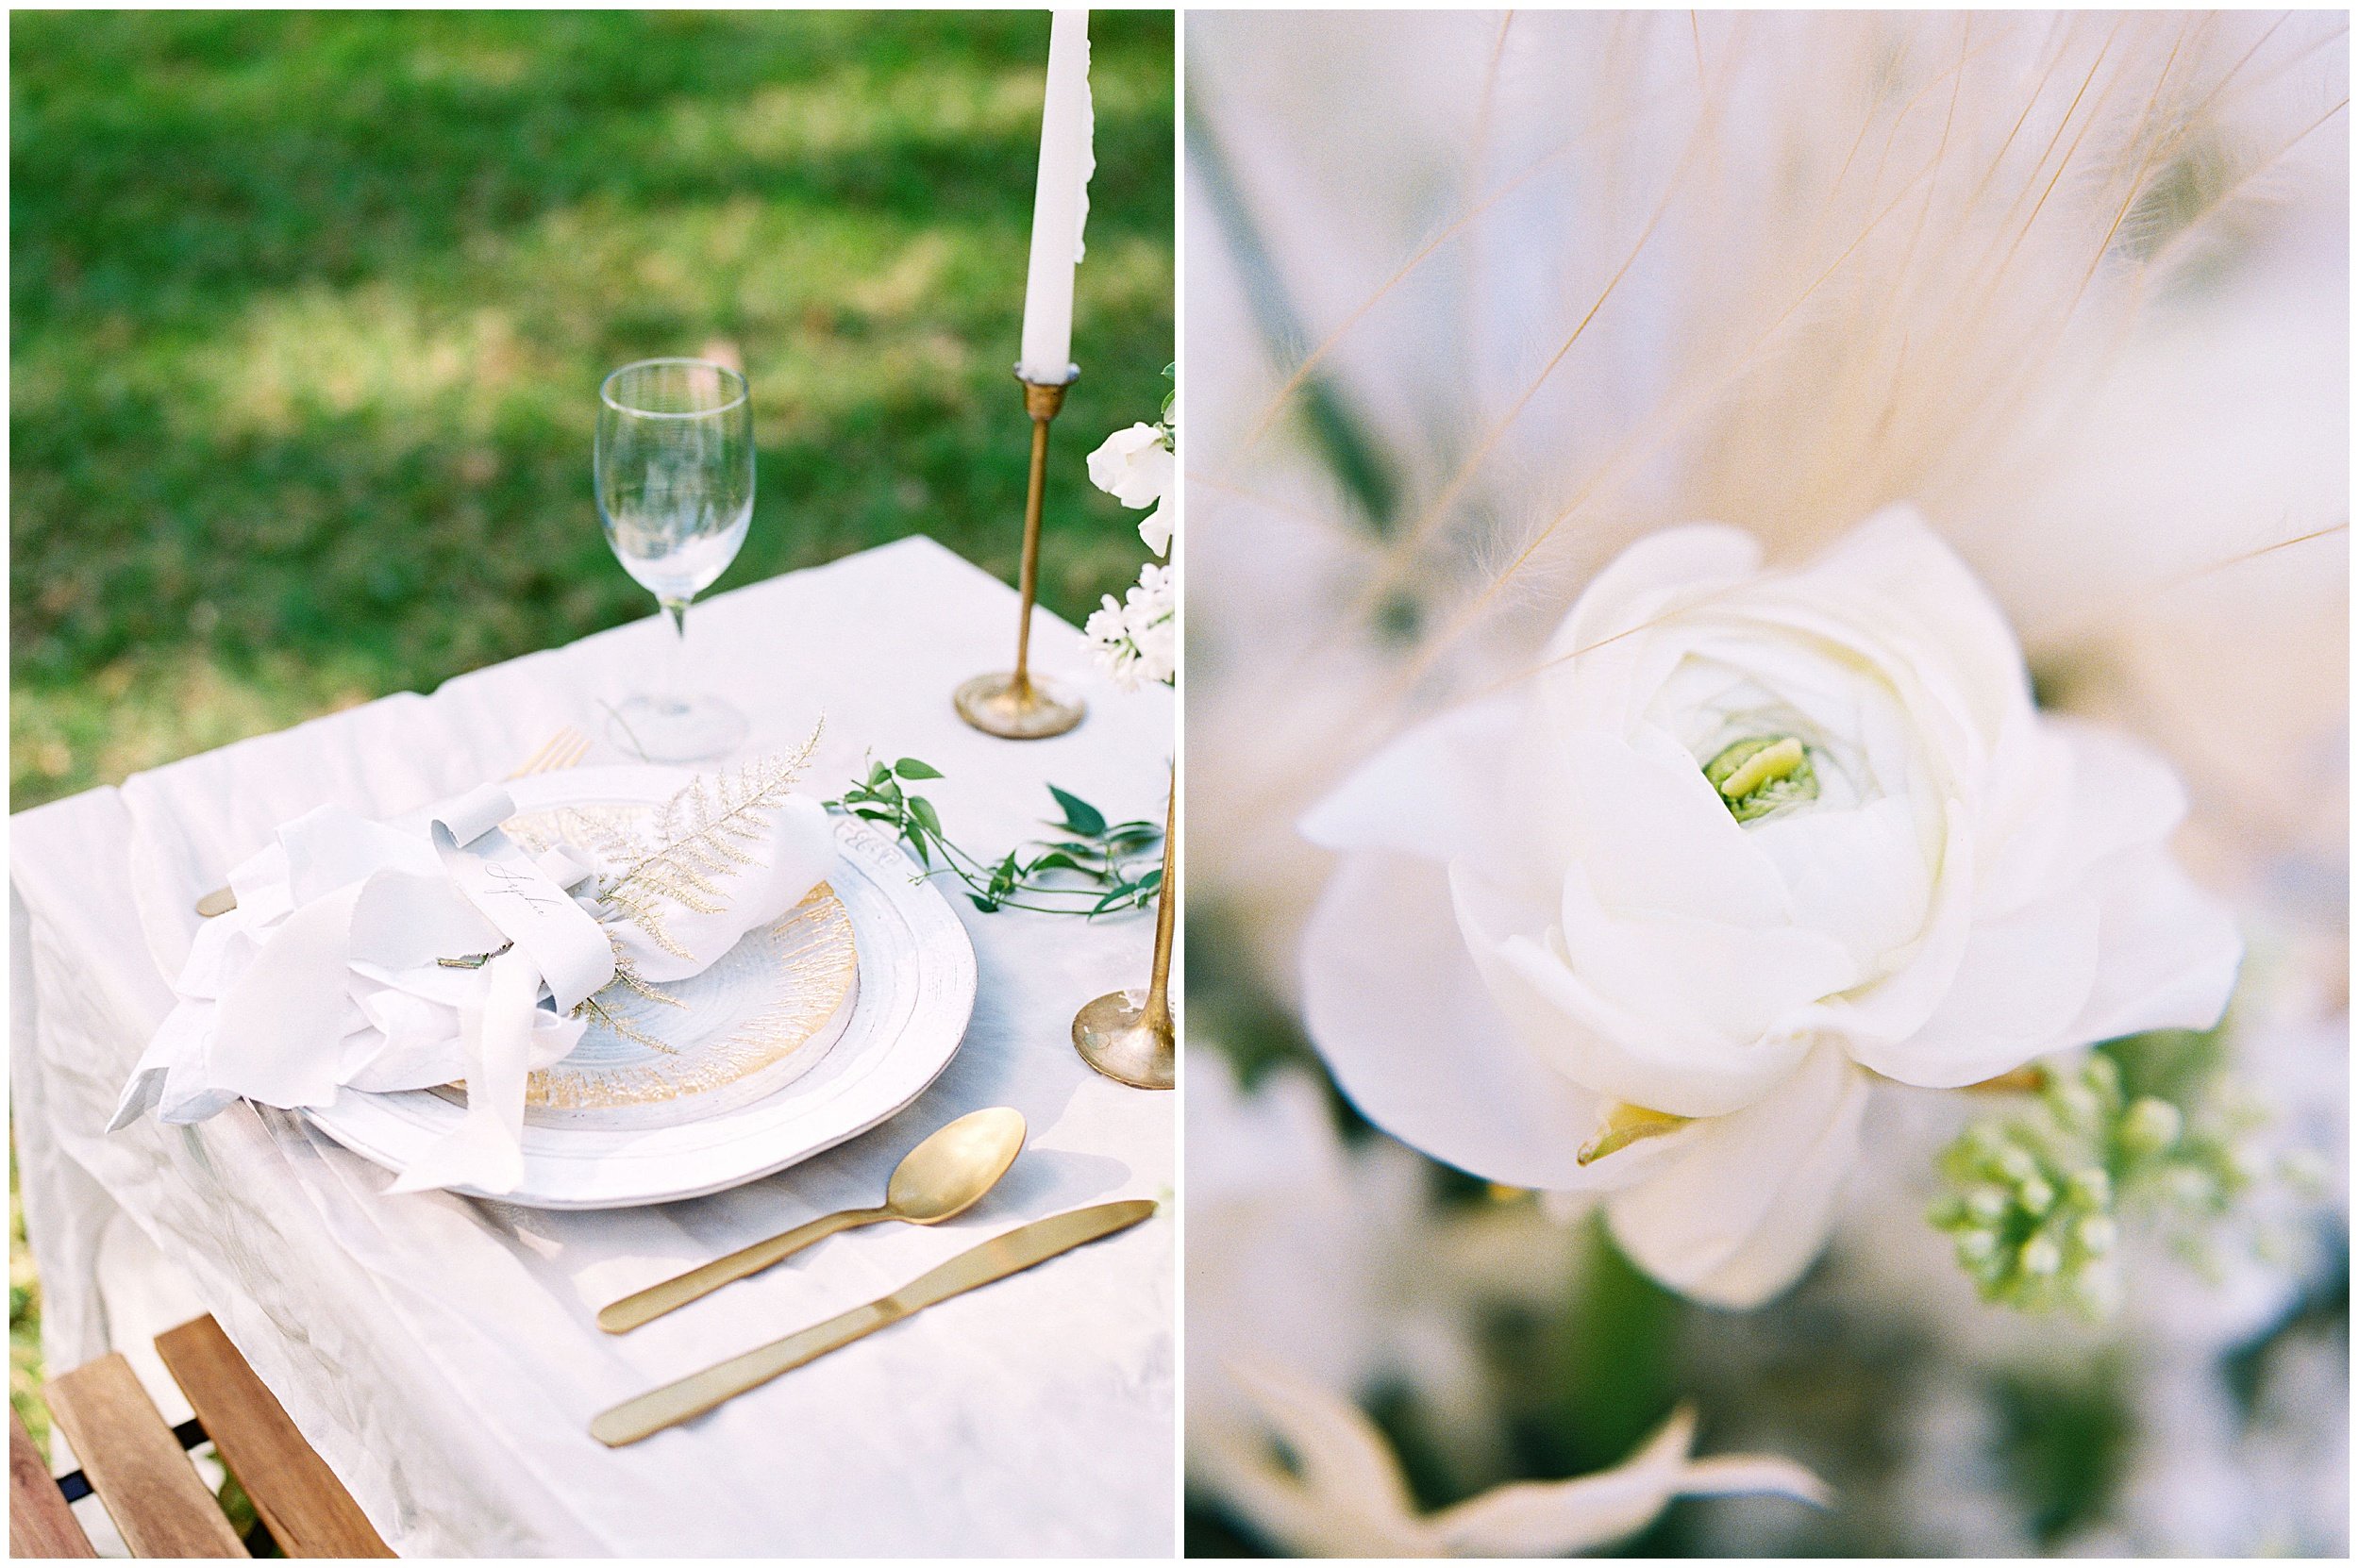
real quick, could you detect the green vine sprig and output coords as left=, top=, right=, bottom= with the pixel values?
left=828, top=757, right=1163, bottom=916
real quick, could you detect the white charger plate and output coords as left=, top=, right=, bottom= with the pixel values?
left=300, top=766, right=978, bottom=1209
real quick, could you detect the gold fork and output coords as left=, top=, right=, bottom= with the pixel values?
left=192, top=725, right=591, bottom=918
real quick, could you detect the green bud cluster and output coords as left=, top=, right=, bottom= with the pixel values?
left=1928, top=1051, right=2256, bottom=1318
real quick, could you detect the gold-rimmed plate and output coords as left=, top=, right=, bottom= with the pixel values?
left=495, top=800, right=861, bottom=1127
left=300, top=766, right=979, bottom=1209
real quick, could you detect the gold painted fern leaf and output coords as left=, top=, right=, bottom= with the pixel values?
left=574, top=993, right=680, bottom=1056
left=595, top=726, right=823, bottom=961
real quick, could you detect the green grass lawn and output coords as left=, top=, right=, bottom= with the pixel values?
left=10, top=8, right=1175, bottom=811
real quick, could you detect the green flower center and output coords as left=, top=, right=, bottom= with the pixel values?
left=1703, top=735, right=1818, bottom=823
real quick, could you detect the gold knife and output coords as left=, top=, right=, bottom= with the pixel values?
left=588, top=1198, right=1157, bottom=1447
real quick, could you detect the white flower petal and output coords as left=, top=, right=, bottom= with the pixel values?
left=1540, top=726, right=1796, bottom=926
left=2069, top=845, right=2242, bottom=1043
left=1676, top=1454, right=1837, bottom=1509
left=1301, top=851, right=1611, bottom=1190
left=1085, top=422, right=1172, bottom=509
left=1603, top=1045, right=1868, bottom=1307
left=1434, top=862, right=1802, bottom=1117
left=1137, top=501, right=1171, bottom=557
left=1558, top=862, right=1858, bottom=1057
left=1801, top=801, right=1978, bottom=1046
left=1300, top=698, right=1521, bottom=864
left=1993, top=717, right=2190, bottom=914
left=1778, top=504, right=2033, bottom=747
left=1651, top=625, right=1931, bottom=816
left=1749, top=796, right=1934, bottom=972
left=1430, top=1403, right=1829, bottom=1556
left=1212, top=1359, right=1425, bottom=1556
left=1732, top=597, right=1992, bottom=798
left=1854, top=886, right=2102, bottom=1088
left=1547, top=522, right=1764, bottom=666
left=1453, top=861, right=1822, bottom=1119
left=1204, top=1365, right=1829, bottom=1560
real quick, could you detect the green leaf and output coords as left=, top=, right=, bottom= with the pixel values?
left=1137, top=868, right=1163, bottom=894
left=835, top=759, right=1150, bottom=925
left=1046, top=785, right=1107, bottom=838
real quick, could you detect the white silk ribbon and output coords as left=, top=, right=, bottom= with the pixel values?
left=388, top=787, right=617, bottom=1193
left=111, top=791, right=615, bottom=1195
left=387, top=945, right=542, bottom=1196
left=112, top=771, right=835, bottom=1200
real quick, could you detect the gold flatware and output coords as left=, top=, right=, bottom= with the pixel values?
left=589, top=1198, right=1155, bottom=1447
left=597, top=1107, right=1028, bottom=1333
left=193, top=725, right=592, bottom=918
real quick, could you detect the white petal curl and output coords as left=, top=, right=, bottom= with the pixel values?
left=1603, top=1044, right=1869, bottom=1308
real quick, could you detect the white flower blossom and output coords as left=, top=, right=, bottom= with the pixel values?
left=1083, top=560, right=1172, bottom=691
left=1087, top=421, right=1172, bottom=509
left=1298, top=508, right=2243, bottom=1308
left=1087, top=421, right=1172, bottom=557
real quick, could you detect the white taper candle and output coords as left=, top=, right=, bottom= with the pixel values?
left=1017, top=10, right=1094, bottom=384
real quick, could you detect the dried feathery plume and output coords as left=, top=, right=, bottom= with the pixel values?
left=1185, top=10, right=2346, bottom=934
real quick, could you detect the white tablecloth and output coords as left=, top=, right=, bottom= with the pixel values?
left=11, top=537, right=1175, bottom=1557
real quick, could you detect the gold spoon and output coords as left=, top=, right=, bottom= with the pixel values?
left=595, top=1107, right=1027, bottom=1333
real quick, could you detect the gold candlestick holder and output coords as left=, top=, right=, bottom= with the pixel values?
left=955, top=366, right=1087, bottom=740
left=1073, top=765, right=1176, bottom=1090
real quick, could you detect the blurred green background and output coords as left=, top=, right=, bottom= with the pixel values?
left=10, top=8, right=1175, bottom=812
left=8, top=4, right=1171, bottom=1474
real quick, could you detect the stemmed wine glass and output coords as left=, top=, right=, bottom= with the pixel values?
left=594, top=358, right=755, bottom=760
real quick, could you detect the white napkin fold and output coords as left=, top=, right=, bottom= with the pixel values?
left=110, top=766, right=837, bottom=1196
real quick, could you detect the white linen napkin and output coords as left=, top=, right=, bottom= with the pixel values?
left=109, top=760, right=837, bottom=1195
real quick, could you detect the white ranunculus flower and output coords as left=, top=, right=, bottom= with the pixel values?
left=1087, top=421, right=1173, bottom=556
left=1298, top=508, right=2243, bottom=1308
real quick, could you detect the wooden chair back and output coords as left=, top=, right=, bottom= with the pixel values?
left=10, top=1313, right=393, bottom=1559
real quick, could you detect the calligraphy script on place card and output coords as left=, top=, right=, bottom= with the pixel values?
left=429, top=787, right=614, bottom=1011
left=477, top=858, right=576, bottom=916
